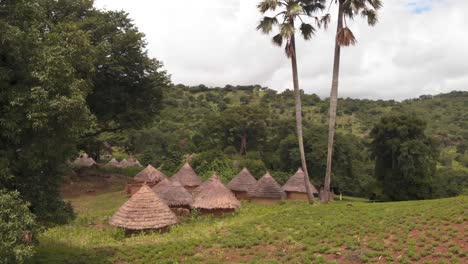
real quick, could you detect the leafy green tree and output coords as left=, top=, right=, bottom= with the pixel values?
left=323, top=0, right=382, bottom=202
left=0, top=190, right=37, bottom=264
left=370, top=114, right=438, bottom=201
left=0, top=0, right=93, bottom=223
left=0, top=0, right=169, bottom=223
left=256, top=0, right=327, bottom=202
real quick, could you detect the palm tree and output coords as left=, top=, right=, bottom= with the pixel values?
left=257, top=0, right=328, bottom=203
left=323, top=0, right=382, bottom=202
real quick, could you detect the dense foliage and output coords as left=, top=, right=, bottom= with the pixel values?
left=126, top=85, right=467, bottom=198
left=0, top=190, right=37, bottom=264
left=0, top=0, right=169, bottom=224
left=370, top=114, right=438, bottom=200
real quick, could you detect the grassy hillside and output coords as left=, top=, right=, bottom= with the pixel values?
left=34, top=177, right=467, bottom=263
left=162, top=86, right=467, bottom=144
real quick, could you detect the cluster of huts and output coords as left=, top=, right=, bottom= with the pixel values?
left=109, top=163, right=319, bottom=233
left=72, top=155, right=142, bottom=168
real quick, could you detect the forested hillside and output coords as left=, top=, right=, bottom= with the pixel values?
left=104, top=85, right=467, bottom=198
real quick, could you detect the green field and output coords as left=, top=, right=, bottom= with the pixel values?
left=33, top=178, right=467, bottom=264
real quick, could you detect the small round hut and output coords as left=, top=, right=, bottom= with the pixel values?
left=127, top=157, right=142, bottom=167
left=191, top=174, right=218, bottom=197
left=248, top=172, right=286, bottom=205
left=106, top=158, right=120, bottom=167
left=157, top=180, right=193, bottom=216
left=134, top=165, right=166, bottom=183
left=227, top=167, right=257, bottom=200
left=192, top=174, right=240, bottom=216
left=282, top=168, right=319, bottom=200
left=119, top=158, right=132, bottom=168
left=152, top=178, right=172, bottom=193
left=110, top=184, right=178, bottom=234
left=171, top=162, right=202, bottom=192
left=126, top=165, right=167, bottom=195
left=73, top=156, right=97, bottom=167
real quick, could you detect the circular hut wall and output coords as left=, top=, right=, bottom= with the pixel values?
left=250, top=197, right=283, bottom=205
left=184, top=185, right=200, bottom=192
left=286, top=191, right=309, bottom=201
left=233, top=191, right=249, bottom=200
left=169, top=206, right=190, bottom=216
left=198, top=208, right=236, bottom=216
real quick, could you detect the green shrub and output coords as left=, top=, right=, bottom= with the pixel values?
left=0, top=190, right=37, bottom=264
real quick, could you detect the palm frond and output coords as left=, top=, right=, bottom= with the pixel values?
left=299, top=23, right=315, bottom=40
left=257, top=0, right=281, bottom=13
left=361, top=8, right=378, bottom=26
left=280, top=23, right=295, bottom=38
left=272, top=34, right=283, bottom=46
left=320, top=13, right=331, bottom=30
left=302, top=1, right=326, bottom=16
left=367, top=0, right=383, bottom=10
left=336, top=27, right=357, bottom=46
left=284, top=39, right=294, bottom=58
left=287, top=2, right=304, bottom=16
left=256, top=17, right=278, bottom=34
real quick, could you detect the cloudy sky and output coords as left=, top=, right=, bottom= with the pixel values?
left=94, top=0, right=467, bottom=100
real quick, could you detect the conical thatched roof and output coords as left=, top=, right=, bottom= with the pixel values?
left=171, top=162, right=202, bottom=187
left=192, top=174, right=218, bottom=197
left=152, top=178, right=171, bottom=193
left=109, top=185, right=178, bottom=230
left=134, top=165, right=166, bottom=183
left=119, top=158, right=132, bottom=167
left=282, top=168, right=319, bottom=194
left=73, top=157, right=96, bottom=167
left=227, top=168, right=257, bottom=192
left=128, top=158, right=142, bottom=167
left=192, top=174, right=240, bottom=210
left=248, top=172, right=286, bottom=199
left=106, top=158, right=120, bottom=167
left=158, top=180, right=193, bottom=207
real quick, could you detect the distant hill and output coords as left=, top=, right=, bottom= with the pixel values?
left=162, top=85, right=467, bottom=146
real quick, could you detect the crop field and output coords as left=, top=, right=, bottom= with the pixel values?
left=32, top=178, right=467, bottom=264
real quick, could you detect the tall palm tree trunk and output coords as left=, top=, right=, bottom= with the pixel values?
left=290, top=34, right=314, bottom=204
left=323, top=1, right=344, bottom=203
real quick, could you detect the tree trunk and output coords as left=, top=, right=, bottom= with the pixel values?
left=290, top=34, right=314, bottom=204
left=239, top=133, right=247, bottom=155
left=323, top=1, right=344, bottom=203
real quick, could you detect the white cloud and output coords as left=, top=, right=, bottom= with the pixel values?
left=94, top=0, right=468, bottom=100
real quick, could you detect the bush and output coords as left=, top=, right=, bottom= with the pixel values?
left=0, top=190, right=37, bottom=264
left=430, top=168, right=468, bottom=198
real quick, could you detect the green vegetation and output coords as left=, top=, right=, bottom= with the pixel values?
left=0, top=0, right=168, bottom=226
left=34, top=181, right=468, bottom=263
left=125, top=85, right=467, bottom=199
left=370, top=114, right=438, bottom=200
left=0, top=190, right=37, bottom=264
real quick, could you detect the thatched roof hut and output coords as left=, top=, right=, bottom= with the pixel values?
left=171, top=162, right=202, bottom=191
left=158, top=180, right=193, bottom=215
left=152, top=178, right=172, bottom=193
left=119, top=158, right=132, bottom=168
left=127, top=157, right=142, bottom=167
left=191, top=174, right=217, bottom=197
left=73, top=157, right=96, bottom=167
left=248, top=172, right=285, bottom=204
left=192, top=174, right=240, bottom=215
left=227, top=168, right=257, bottom=200
left=282, top=168, right=319, bottom=200
left=109, top=184, right=178, bottom=232
left=134, top=165, right=166, bottom=183
left=106, top=158, right=120, bottom=167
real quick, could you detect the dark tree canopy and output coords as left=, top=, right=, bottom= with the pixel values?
left=370, top=114, right=438, bottom=201
left=0, top=0, right=169, bottom=224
